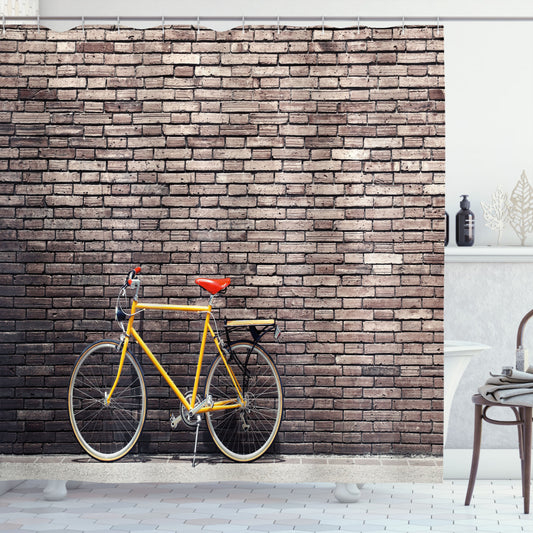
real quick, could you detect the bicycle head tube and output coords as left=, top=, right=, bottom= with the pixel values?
left=130, top=278, right=141, bottom=301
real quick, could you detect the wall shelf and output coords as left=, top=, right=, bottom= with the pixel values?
left=445, top=246, right=533, bottom=262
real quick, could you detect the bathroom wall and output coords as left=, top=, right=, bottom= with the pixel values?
left=0, top=24, right=444, bottom=456
left=444, top=21, right=533, bottom=246
left=444, top=18, right=533, bottom=453
left=445, top=260, right=533, bottom=449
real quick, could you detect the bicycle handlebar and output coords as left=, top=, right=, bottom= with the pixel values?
left=125, top=267, right=142, bottom=286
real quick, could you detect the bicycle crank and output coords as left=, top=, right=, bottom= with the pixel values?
left=171, top=393, right=198, bottom=429
left=189, top=394, right=213, bottom=417
left=172, top=392, right=213, bottom=429
left=170, top=413, right=182, bottom=430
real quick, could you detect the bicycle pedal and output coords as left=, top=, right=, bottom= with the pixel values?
left=170, top=413, right=182, bottom=430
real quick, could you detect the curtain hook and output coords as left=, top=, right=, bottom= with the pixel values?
left=322, top=15, right=325, bottom=34
left=37, top=15, right=40, bottom=32
left=82, top=15, right=86, bottom=41
left=2, top=15, right=5, bottom=36
left=401, top=16, right=405, bottom=35
left=197, top=15, right=200, bottom=30
left=436, top=16, right=440, bottom=36
left=277, top=15, right=280, bottom=35
left=357, top=16, right=360, bottom=34
left=117, top=15, right=120, bottom=34
left=242, top=15, right=245, bottom=34
left=161, top=15, right=164, bottom=40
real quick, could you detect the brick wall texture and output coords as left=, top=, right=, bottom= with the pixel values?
left=0, top=25, right=445, bottom=457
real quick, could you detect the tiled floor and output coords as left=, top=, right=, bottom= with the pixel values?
left=1, top=479, right=532, bottom=532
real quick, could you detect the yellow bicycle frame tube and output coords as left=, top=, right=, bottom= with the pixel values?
left=106, top=298, right=245, bottom=410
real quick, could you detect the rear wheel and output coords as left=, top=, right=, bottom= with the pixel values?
left=205, top=342, right=283, bottom=462
left=68, top=340, right=147, bottom=462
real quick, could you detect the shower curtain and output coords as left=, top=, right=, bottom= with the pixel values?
left=0, top=22, right=444, bottom=482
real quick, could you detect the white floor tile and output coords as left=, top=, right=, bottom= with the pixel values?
left=1, top=479, right=532, bottom=532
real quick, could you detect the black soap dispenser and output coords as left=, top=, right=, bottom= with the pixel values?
left=445, top=211, right=449, bottom=246
left=456, top=195, right=475, bottom=247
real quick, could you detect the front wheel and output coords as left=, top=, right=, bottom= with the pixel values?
left=68, top=340, right=147, bottom=461
left=205, top=342, right=283, bottom=462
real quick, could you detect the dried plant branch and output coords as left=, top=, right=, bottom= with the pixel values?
left=481, top=187, right=510, bottom=245
left=509, top=170, right=533, bottom=246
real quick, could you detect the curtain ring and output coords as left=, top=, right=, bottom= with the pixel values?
left=277, top=15, right=280, bottom=35
left=37, top=15, right=40, bottom=32
left=82, top=15, right=86, bottom=41
left=161, top=16, right=165, bottom=40
left=322, top=15, right=325, bottom=34
left=242, top=15, right=245, bottom=34
left=401, top=16, right=405, bottom=35
left=2, top=15, right=5, bottom=36
left=117, top=16, right=120, bottom=34
left=357, top=16, right=360, bottom=34
left=436, top=16, right=440, bottom=36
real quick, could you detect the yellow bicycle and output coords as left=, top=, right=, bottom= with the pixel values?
left=68, top=267, right=283, bottom=464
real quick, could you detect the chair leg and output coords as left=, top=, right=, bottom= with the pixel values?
left=516, top=407, right=524, bottom=463
left=518, top=409, right=526, bottom=500
left=523, top=407, right=531, bottom=514
left=465, top=404, right=483, bottom=506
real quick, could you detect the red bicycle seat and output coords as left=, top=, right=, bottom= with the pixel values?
left=195, top=278, right=231, bottom=295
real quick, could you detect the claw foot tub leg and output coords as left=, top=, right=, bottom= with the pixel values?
left=43, top=480, right=67, bottom=501
left=333, top=483, right=363, bottom=503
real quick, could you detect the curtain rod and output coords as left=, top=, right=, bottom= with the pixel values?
left=3, top=15, right=533, bottom=24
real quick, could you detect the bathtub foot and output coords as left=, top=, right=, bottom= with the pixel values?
left=333, top=483, right=361, bottom=503
left=43, top=480, right=67, bottom=501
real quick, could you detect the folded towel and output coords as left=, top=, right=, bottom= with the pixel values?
left=479, top=366, right=533, bottom=406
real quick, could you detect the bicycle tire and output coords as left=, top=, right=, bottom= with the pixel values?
left=204, top=341, right=283, bottom=462
left=68, top=340, right=147, bottom=462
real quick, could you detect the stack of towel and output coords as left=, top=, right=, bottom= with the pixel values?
left=479, top=367, right=533, bottom=406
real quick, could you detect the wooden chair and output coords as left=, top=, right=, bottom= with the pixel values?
left=465, top=394, right=531, bottom=513
left=465, top=310, right=533, bottom=514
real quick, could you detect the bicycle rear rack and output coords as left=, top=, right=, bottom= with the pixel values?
left=224, top=319, right=281, bottom=354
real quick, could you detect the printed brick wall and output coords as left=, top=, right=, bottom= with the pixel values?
left=0, top=24, right=445, bottom=456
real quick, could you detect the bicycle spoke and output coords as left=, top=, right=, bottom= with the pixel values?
left=205, top=342, right=282, bottom=462
left=77, top=405, right=108, bottom=434
left=71, top=399, right=103, bottom=417
left=69, top=341, right=146, bottom=461
left=72, top=387, right=104, bottom=404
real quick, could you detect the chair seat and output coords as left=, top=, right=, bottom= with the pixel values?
left=471, top=393, right=524, bottom=408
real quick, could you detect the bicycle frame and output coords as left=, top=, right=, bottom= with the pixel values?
left=107, top=297, right=245, bottom=414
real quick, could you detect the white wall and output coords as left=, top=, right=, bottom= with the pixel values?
left=445, top=261, right=533, bottom=449
left=0, top=0, right=38, bottom=16
left=37, top=0, right=533, bottom=20
left=445, top=21, right=533, bottom=246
